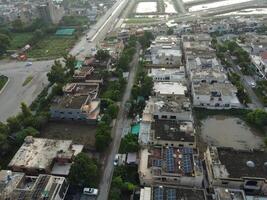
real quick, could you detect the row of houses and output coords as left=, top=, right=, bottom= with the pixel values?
left=183, top=34, right=242, bottom=109
left=137, top=34, right=267, bottom=200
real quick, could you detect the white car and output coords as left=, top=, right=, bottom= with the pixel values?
left=83, top=188, right=98, bottom=196
left=25, top=62, right=32, bottom=67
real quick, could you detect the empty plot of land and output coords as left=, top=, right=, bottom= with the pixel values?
left=136, top=2, right=157, bottom=13
left=40, top=122, right=97, bottom=149
left=201, top=116, right=264, bottom=150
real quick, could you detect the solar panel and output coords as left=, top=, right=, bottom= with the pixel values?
left=182, top=154, right=193, bottom=173
left=182, top=147, right=193, bottom=154
left=154, top=187, right=164, bottom=200
left=153, top=159, right=162, bottom=167
left=166, top=188, right=176, bottom=200
left=166, top=148, right=175, bottom=173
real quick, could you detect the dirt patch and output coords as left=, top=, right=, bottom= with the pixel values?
left=40, top=121, right=97, bottom=150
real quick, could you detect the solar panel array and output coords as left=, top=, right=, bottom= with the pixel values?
left=154, top=187, right=164, bottom=200
left=166, top=148, right=175, bottom=173
left=166, top=188, right=176, bottom=200
left=182, top=154, right=193, bottom=174
left=182, top=147, right=193, bottom=154
left=153, top=159, right=162, bottom=167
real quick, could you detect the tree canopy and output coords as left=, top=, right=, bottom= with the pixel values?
left=69, top=153, right=99, bottom=187
left=119, top=134, right=139, bottom=153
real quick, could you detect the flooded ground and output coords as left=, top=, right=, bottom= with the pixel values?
left=136, top=2, right=157, bottom=13
left=201, top=115, right=265, bottom=150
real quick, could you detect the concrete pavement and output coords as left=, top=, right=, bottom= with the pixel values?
left=97, top=44, right=140, bottom=200
left=0, top=60, right=54, bottom=122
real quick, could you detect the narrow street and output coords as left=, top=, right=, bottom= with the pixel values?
left=97, top=44, right=140, bottom=200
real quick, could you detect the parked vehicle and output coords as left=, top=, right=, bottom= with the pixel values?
left=83, top=188, right=98, bottom=196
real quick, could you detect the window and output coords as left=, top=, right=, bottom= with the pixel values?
left=68, top=112, right=72, bottom=114
left=165, top=143, right=168, bottom=146
left=179, top=144, right=184, bottom=147
left=162, top=115, right=167, bottom=119
left=189, top=143, right=193, bottom=146
left=171, top=144, right=174, bottom=146
left=154, top=115, right=159, bottom=119
left=170, top=116, right=176, bottom=120
left=222, top=181, right=229, bottom=185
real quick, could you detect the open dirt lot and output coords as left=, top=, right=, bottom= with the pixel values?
left=40, top=121, right=97, bottom=150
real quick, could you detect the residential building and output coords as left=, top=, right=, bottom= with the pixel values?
left=8, top=137, right=83, bottom=176
left=50, top=82, right=100, bottom=123
left=37, top=0, right=64, bottom=24
left=148, top=67, right=185, bottom=82
left=214, top=188, right=246, bottom=200
left=190, top=67, right=228, bottom=84
left=0, top=170, right=69, bottom=200
left=0, top=170, right=68, bottom=200
left=153, top=82, right=187, bottom=100
left=150, top=120, right=195, bottom=148
left=143, top=96, right=192, bottom=122
left=139, top=147, right=203, bottom=187
left=152, top=186, right=206, bottom=200
left=140, top=187, right=151, bottom=200
left=205, top=146, right=267, bottom=196
left=147, top=36, right=182, bottom=67
left=73, top=66, right=103, bottom=83
left=192, top=82, right=241, bottom=109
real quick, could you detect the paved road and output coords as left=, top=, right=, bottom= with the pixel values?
left=0, top=60, right=54, bottom=122
left=232, top=65, right=264, bottom=109
left=175, top=0, right=186, bottom=14
left=97, top=44, right=140, bottom=200
left=70, top=0, right=129, bottom=60
left=0, top=0, right=128, bottom=122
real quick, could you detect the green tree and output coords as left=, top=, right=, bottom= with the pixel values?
left=0, top=33, right=10, bottom=56
left=64, top=55, right=76, bottom=78
left=69, top=153, right=99, bottom=187
left=95, top=49, right=110, bottom=61
left=47, top=60, right=66, bottom=84
left=139, top=31, right=154, bottom=49
left=0, top=122, right=9, bottom=145
left=246, top=109, right=267, bottom=126
left=167, top=28, right=174, bottom=35
left=6, top=116, right=21, bottom=133
left=106, top=103, right=119, bottom=119
left=119, top=134, right=139, bottom=153
left=12, top=19, right=24, bottom=30
left=16, top=127, right=39, bottom=144
left=21, top=102, right=32, bottom=118
left=95, top=123, right=111, bottom=152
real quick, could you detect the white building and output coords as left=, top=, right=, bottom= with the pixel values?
left=148, top=67, right=185, bottom=82
left=148, top=36, right=182, bottom=67
left=153, top=82, right=187, bottom=100
left=192, top=82, right=241, bottom=109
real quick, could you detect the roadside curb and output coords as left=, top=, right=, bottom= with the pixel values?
left=0, top=77, right=9, bottom=95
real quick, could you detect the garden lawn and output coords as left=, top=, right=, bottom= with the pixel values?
left=0, top=75, right=8, bottom=91
left=28, top=35, right=76, bottom=59
left=9, top=33, right=33, bottom=50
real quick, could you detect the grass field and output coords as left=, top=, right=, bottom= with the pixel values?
left=28, top=35, right=76, bottom=59
left=22, top=75, right=33, bottom=86
left=40, top=121, right=97, bottom=149
left=9, top=33, right=33, bottom=50
left=0, top=75, right=8, bottom=91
